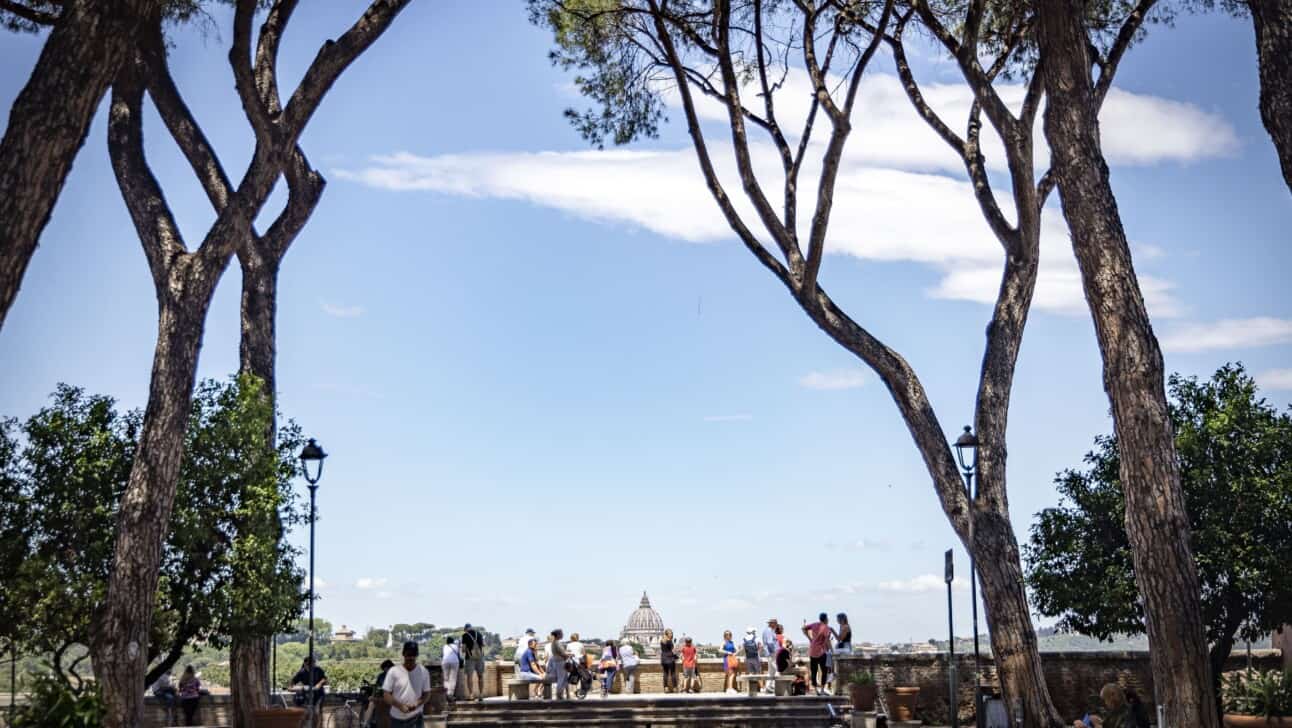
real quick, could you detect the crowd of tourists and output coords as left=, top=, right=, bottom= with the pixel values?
left=497, top=612, right=853, bottom=702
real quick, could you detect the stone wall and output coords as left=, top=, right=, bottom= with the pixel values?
left=437, top=658, right=762, bottom=699
left=833, top=650, right=1283, bottom=725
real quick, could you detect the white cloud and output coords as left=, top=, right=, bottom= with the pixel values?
left=878, top=574, right=968, bottom=593
left=800, top=370, right=867, bottom=390
left=321, top=300, right=365, bottom=318
left=825, top=538, right=889, bottom=552
left=336, top=75, right=1221, bottom=317
left=314, top=578, right=329, bottom=590
left=355, top=577, right=388, bottom=590
left=703, top=414, right=753, bottom=422
left=1256, top=368, right=1292, bottom=391
left=1160, top=318, right=1292, bottom=353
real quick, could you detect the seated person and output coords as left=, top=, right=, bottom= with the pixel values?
left=515, top=638, right=546, bottom=697
left=151, top=671, right=177, bottom=714
left=1075, top=683, right=1131, bottom=728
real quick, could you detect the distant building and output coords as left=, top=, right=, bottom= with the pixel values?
left=334, top=625, right=357, bottom=642
left=620, top=591, right=665, bottom=656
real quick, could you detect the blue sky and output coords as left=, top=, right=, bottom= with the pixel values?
left=1, top=2, right=1289, bottom=646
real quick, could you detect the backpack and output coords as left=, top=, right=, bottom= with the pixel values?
left=743, top=638, right=759, bottom=659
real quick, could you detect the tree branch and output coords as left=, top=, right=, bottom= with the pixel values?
left=712, top=0, right=803, bottom=277
left=254, top=0, right=301, bottom=115
left=1094, top=0, right=1158, bottom=106
left=0, top=0, right=58, bottom=25
left=647, top=0, right=795, bottom=291
left=107, top=58, right=189, bottom=288
left=143, top=25, right=232, bottom=212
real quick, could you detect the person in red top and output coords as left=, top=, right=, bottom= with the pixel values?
left=802, top=612, right=832, bottom=695
left=680, top=637, right=700, bottom=693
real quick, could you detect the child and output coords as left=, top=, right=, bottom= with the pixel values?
left=680, top=637, right=699, bottom=693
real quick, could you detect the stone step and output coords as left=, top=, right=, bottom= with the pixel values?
left=445, top=695, right=851, bottom=727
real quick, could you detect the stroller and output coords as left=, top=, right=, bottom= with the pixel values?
left=566, top=656, right=594, bottom=699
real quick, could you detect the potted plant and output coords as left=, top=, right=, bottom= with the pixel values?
left=847, top=671, right=878, bottom=712
left=884, top=685, right=921, bottom=721
left=1222, top=670, right=1292, bottom=727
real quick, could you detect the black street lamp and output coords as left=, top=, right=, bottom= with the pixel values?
left=298, top=438, right=327, bottom=722
left=953, top=426, right=982, bottom=728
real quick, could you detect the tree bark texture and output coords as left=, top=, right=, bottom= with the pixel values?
left=1037, top=4, right=1218, bottom=727
left=0, top=0, right=159, bottom=332
left=229, top=638, right=271, bottom=728
left=1250, top=0, right=1292, bottom=194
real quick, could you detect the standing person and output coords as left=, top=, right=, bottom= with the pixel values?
left=761, top=619, right=780, bottom=693
left=547, top=629, right=570, bottom=700
left=680, top=637, right=699, bottom=693
left=364, top=659, right=397, bottom=727
left=515, top=638, right=545, bottom=699
left=721, top=630, right=738, bottom=694
left=832, top=614, right=852, bottom=655
left=567, top=633, right=585, bottom=666
left=802, top=613, right=832, bottom=696
left=178, top=665, right=201, bottom=726
left=742, top=628, right=762, bottom=683
left=598, top=641, right=620, bottom=698
left=659, top=628, right=678, bottom=694
left=441, top=637, right=462, bottom=704
left=619, top=641, right=640, bottom=694
left=461, top=623, right=486, bottom=703
left=291, top=657, right=328, bottom=726
left=382, top=641, right=431, bottom=728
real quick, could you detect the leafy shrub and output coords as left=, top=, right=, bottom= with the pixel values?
left=11, top=671, right=104, bottom=728
left=1223, top=670, right=1292, bottom=717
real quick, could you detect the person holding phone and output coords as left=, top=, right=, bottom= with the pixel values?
left=801, top=613, right=832, bottom=696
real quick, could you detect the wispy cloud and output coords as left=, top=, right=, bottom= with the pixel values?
left=878, top=574, right=968, bottom=593
left=1160, top=317, right=1292, bottom=353
left=355, top=577, right=388, bottom=590
left=320, top=300, right=365, bottom=318
left=799, top=370, right=867, bottom=390
left=703, top=414, right=753, bottom=422
left=1256, top=368, right=1292, bottom=391
left=825, top=538, right=890, bottom=552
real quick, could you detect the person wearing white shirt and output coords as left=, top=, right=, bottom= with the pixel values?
left=619, top=643, right=640, bottom=694
left=383, top=642, right=431, bottom=727
left=440, top=637, right=462, bottom=703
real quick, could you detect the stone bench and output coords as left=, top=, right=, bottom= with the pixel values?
left=737, top=675, right=796, bottom=697
left=506, top=679, right=549, bottom=700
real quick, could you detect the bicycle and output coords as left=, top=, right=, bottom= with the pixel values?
left=325, top=699, right=364, bottom=728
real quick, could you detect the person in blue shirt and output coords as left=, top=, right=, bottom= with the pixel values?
left=515, top=638, right=545, bottom=698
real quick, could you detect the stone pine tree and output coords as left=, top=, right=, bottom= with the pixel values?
left=1035, top=2, right=1218, bottom=726
left=91, top=3, right=411, bottom=728
left=532, top=1, right=1054, bottom=721
left=1026, top=364, right=1292, bottom=718
left=0, top=0, right=171, bottom=332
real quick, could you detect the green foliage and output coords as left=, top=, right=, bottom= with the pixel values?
left=0, top=376, right=307, bottom=687
left=1222, top=670, right=1292, bottom=717
left=1025, top=364, right=1292, bottom=660
left=10, top=670, right=105, bottom=728
left=848, top=671, right=875, bottom=686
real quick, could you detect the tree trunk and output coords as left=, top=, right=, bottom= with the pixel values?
left=230, top=638, right=271, bottom=728
left=1249, top=0, right=1292, bottom=194
left=1036, top=4, right=1218, bottom=727
left=0, top=0, right=158, bottom=331
left=93, top=292, right=214, bottom=728
left=229, top=255, right=278, bottom=728
left=973, top=510, right=1062, bottom=727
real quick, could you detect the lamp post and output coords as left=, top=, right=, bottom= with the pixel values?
left=299, top=438, right=327, bottom=723
left=953, top=426, right=982, bottom=728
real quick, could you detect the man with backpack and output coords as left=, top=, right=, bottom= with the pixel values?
left=742, top=627, right=762, bottom=676
left=461, top=624, right=486, bottom=702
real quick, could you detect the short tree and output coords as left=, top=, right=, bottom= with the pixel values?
left=0, top=377, right=306, bottom=691
left=1026, top=363, right=1292, bottom=707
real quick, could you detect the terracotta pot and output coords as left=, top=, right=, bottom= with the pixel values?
left=849, top=682, right=878, bottom=711
left=885, top=686, right=920, bottom=721
left=1222, top=716, right=1292, bottom=728
left=252, top=707, right=306, bottom=728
